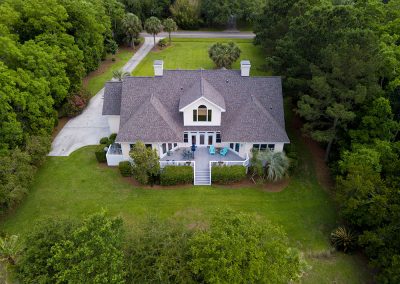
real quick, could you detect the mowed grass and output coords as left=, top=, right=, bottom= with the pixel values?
left=85, top=48, right=134, bottom=96
left=0, top=129, right=370, bottom=283
left=132, top=38, right=270, bottom=76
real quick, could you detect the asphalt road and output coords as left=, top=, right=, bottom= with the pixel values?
left=140, top=30, right=255, bottom=39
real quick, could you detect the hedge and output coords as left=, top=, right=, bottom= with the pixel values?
left=160, top=166, right=193, bottom=186
left=119, top=161, right=132, bottom=177
left=99, top=137, right=109, bottom=145
left=211, top=165, right=247, bottom=184
left=109, top=133, right=117, bottom=144
left=95, top=145, right=107, bottom=163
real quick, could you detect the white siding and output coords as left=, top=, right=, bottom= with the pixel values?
left=181, top=98, right=222, bottom=126
left=107, top=115, right=120, bottom=133
left=121, top=142, right=130, bottom=159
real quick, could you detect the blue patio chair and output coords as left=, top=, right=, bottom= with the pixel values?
left=219, top=147, right=228, bottom=156
left=209, top=145, right=215, bottom=155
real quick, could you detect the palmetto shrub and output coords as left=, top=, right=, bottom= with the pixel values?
left=330, top=226, right=357, bottom=253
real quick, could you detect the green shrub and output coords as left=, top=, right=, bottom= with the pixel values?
left=160, top=166, right=193, bottom=185
left=330, top=226, right=357, bottom=253
left=212, top=165, right=247, bottom=184
left=119, top=161, right=132, bottom=177
left=95, top=146, right=107, bottom=163
left=158, top=38, right=168, bottom=48
left=99, top=137, right=109, bottom=145
left=109, top=133, right=117, bottom=144
left=284, top=144, right=298, bottom=174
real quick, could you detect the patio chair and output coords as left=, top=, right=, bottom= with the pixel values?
left=219, top=147, right=228, bottom=156
left=209, top=145, right=215, bottom=155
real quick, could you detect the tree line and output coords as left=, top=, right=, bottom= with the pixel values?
left=254, top=0, right=400, bottom=282
left=1, top=211, right=307, bottom=283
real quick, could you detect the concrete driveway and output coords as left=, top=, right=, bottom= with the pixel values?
left=49, top=37, right=162, bottom=156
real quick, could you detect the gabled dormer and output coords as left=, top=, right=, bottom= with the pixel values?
left=179, top=76, right=226, bottom=126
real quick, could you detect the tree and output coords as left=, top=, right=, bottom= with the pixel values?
left=163, top=18, right=178, bottom=44
left=129, top=141, right=160, bottom=184
left=112, top=69, right=130, bottom=81
left=49, top=212, right=125, bottom=283
left=125, top=216, right=193, bottom=283
left=170, top=0, right=200, bottom=30
left=144, top=16, right=163, bottom=46
left=122, top=13, right=142, bottom=48
left=208, top=42, right=241, bottom=68
left=189, top=210, right=307, bottom=283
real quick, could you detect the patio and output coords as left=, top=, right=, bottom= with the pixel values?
left=160, top=147, right=245, bottom=171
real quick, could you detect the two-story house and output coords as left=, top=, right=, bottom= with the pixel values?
left=102, top=60, right=289, bottom=185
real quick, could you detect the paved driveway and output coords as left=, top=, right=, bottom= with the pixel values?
left=49, top=37, right=162, bottom=156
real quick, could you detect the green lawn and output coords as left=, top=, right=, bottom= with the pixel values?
left=85, top=48, right=134, bottom=96
left=132, top=38, right=270, bottom=76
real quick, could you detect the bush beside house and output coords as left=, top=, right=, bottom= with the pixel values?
left=160, top=166, right=193, bottom=185
left=119, top=161, right=132, bottom=177
left=212, top=165, right=247, bottom=184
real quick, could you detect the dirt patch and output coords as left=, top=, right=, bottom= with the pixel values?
left=292, top=114, right=334, bottom=190
left=52, top=117, right=69, bottom=140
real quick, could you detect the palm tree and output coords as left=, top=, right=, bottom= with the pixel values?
left=112, top=69, right=130, bottom=81
left=0, top=235, right=20, bottom=266
left=208, top=42, right=241, bottom=68
left=144, top=16, right=163, bottom=47
left=122, top=13, right=142, bottom=48
left=259, top=150, right=289, bottom=181
left=163, top=18, right=178, bottom=44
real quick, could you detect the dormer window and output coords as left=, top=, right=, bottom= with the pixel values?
left=193, top=105, right=212, bottom=122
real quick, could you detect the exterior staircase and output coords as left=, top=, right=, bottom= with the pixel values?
left=194, top=169, right=211, bottom=185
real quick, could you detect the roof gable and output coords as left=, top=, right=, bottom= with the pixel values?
left=179, top=77, right=226, bottom=111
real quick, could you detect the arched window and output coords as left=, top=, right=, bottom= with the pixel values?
left=193, top=105, right=212, bottom=122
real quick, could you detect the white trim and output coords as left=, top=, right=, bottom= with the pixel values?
left=179, top=96, right=226, bottom=112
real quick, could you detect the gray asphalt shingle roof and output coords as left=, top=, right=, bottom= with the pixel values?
left=102, top=81, right=122, bottom=115
left=102, top=69, right=289, bottom=143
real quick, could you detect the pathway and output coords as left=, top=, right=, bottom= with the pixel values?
left=49, top=37, right=162, bottom=156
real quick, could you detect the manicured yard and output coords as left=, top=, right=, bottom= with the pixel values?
left=85, top=48, right=135, bottom=96
left=1, top=105, right=371, bottom=283
left=132, top=38, right=270, bottom=76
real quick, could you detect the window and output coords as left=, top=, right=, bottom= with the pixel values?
left=198, top=105, right=207, bottom=121
left=145, top=144, right=152, bottom=149
left=260, top=144, right=267, bottom=151
left=168, top=143, right=173, bottom=150
left=174, top=143, right=178, bottom=148
left=253, top=144, right=260, bottom=150
left=268, top=144, right=275, bottom=151
left=235, top=143, right=240, bottom=152
left=193, top=105, right=212, bottom=122
left=193, top=110, right=197, bottom=121
left=230, top=143, right=234, bottom=150
left=162, top=143, right=167, bottom=154
left=216, top=132, right=221, bottom=143
left=253, top=144, right=275, bottom=151
left=184, top=132, right=188, bottom=143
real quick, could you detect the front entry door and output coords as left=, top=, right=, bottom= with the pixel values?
left=199, top=133, right=205, bottom=145
left=191, top=135, right=196, bottom=145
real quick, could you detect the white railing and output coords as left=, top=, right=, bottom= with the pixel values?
left=106, top=144, right=126, bottom=166
left=159, top=160, right=195, bottom=168
left=209, top=153, right=250, bottom=183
